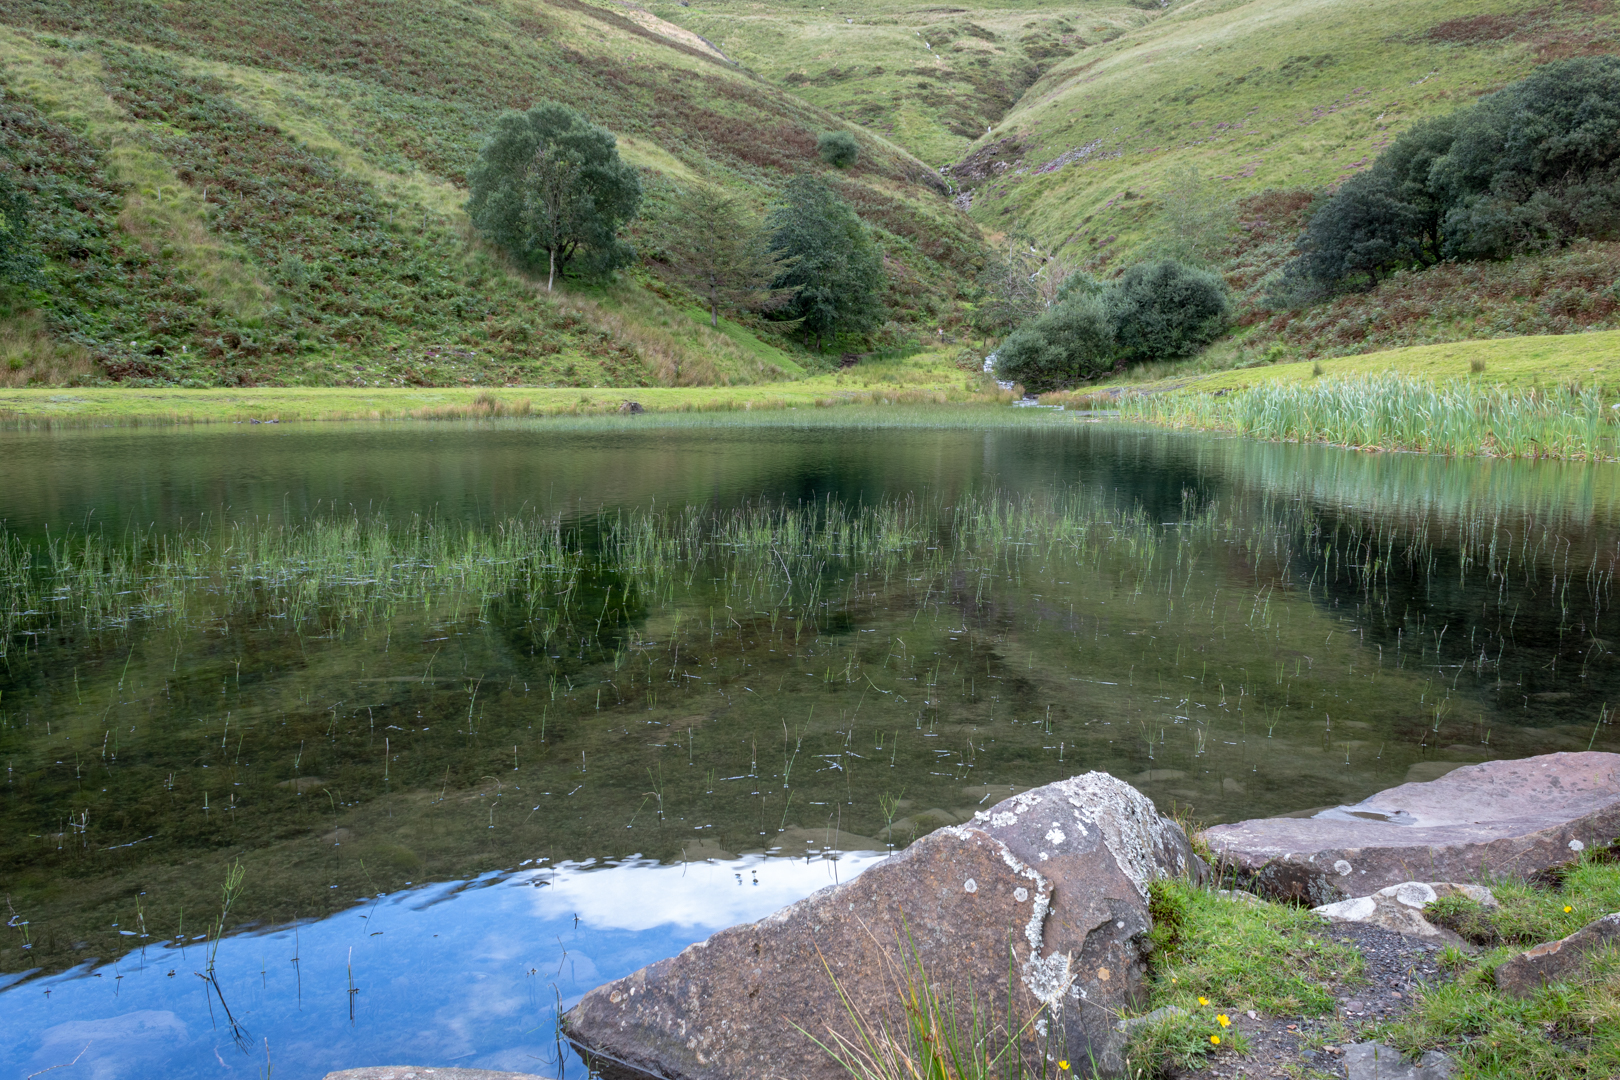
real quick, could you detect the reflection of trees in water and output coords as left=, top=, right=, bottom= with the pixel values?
left=1298, top=495, right=1620, bottom=743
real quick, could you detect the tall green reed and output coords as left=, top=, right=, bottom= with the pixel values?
left=1120, top=374, right=1620, bottom=461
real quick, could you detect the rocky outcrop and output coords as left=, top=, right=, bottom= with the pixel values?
left=1201, top=753, right=1620, bottom=903
left=563, top=772, right=1205, bottom=1080
left=1495, top=912, right=1620, bottom=997
left=1313, top=882, right=1498, bottom=944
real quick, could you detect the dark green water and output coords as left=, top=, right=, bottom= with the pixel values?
left=4, top=409, right=1620, bottom=986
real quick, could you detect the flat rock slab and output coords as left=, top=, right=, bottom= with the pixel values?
left=1343, top=1042, right=1454, bottom=1080
left=324, top=1071, right=549, bottom=1080
left=1496, top=911, right=1620, bottom=997
left=1202, top=752, right=1620, bottom=903
left=564, top=772, right=1204, bottom=1080
left=1314, top=882, right=1497, bottom=945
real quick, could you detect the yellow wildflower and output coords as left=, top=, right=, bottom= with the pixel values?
left=1218, top=1014, right=1231, bottom=1028
left=1565, top=905, right=1574, bottom=913
left=1058, top=1062, right=1070, bottom=1072
left=1198, top=996, right=1209, bottom=1006
left=1210, top=1035, right=1221, bottom=1046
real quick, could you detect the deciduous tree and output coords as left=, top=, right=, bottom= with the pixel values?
left=467, top=102, right=642, bottom=291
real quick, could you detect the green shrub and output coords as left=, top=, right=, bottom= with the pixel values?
left=1107, top=259, right=1231, bottom=363
left=992, top=258, right=1228, bottom=388
left=992, top=290, right=1114, bottom=390
left=816, top=130, right=860, bottom=169
left=1278, top=57, right=1620, bottom=297
left=1436, top=56, right=1620, bottom=260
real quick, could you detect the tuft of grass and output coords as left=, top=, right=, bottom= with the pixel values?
left=1126, top=878, right=1359, bottom=1073
left=804, top=933, right=1057, bottom=1080
left=1142, top=879, right=1361, bottom=1017
left=1427, top=850, right=1620, bottom=950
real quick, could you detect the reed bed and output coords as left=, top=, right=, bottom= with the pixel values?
left=1119, top=374, right=1620, bottom=461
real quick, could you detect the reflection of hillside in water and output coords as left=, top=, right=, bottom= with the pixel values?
left=2, top=415, right=1619, bottom=989
left=1205, top=437, right=1620, bottom=742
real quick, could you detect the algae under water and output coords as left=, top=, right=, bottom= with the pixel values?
left=3, top=411, right=1620, bottom=1078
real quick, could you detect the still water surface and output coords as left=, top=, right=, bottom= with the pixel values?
left=4, top=410, right=1620, bottom=1078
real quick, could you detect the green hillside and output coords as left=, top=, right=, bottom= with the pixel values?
left=642, top=0, right=1156, bottom=167
left=3, top=0, right=1617, bottom=391
left=0, top=0, right=983, bottom=388
left=651, top=0, right=1620, bottom=367
left=944, top=0, right=1619, bottom=259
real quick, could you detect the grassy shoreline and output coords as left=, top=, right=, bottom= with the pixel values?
left=0, top=362, right=1012, bottom=427
left=1049, top=331, right=1620, bottom=463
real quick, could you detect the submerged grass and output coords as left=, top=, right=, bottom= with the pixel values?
left=1119, top=373, right=1620, bottom=461
left=7, top=446, right=1620, bottom=980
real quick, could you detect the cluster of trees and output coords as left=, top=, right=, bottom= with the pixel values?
left=467, top=101, right=884, bottom=350
left=993, top=259, right=1230, bottom=390
left=1279, top=57, right=1620, bottom=299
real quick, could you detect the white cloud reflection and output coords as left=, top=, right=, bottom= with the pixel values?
left=523, top=853, right=887, bottom=932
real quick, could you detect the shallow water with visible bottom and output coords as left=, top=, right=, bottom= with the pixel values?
left=4, top=409, right=1620, bottom=1079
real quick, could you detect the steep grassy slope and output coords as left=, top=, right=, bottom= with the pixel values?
left=643, top=0, right=1155, bottom=166
left=0, top=0, right=983, bottom=387
left=948, top=0, right=1620, bottom=266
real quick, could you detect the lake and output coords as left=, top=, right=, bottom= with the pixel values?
left=3, top=408, right=1619, bottom=1079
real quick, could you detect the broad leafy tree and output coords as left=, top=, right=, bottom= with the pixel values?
left=766, top=175, right=885, bottom=351
left=467, top=102, right=642, bottom=291
left=1106, top=259, right=1231, bottom=363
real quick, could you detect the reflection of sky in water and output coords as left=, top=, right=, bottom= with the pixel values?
left=0, top=854, right=882, bottom=1080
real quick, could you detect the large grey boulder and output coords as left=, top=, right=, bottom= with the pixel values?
left=1495, top=912, right=1620, bottom=997
left=564, top=772, right=1205, bottom=1080
left=1202, top=752, right=1620, bottom=904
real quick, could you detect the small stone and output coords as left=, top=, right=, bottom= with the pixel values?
left=1311, top=881, right=1496, bottom=943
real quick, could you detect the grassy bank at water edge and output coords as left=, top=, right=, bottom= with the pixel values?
left=0, top=356, right=1011, bottom=425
